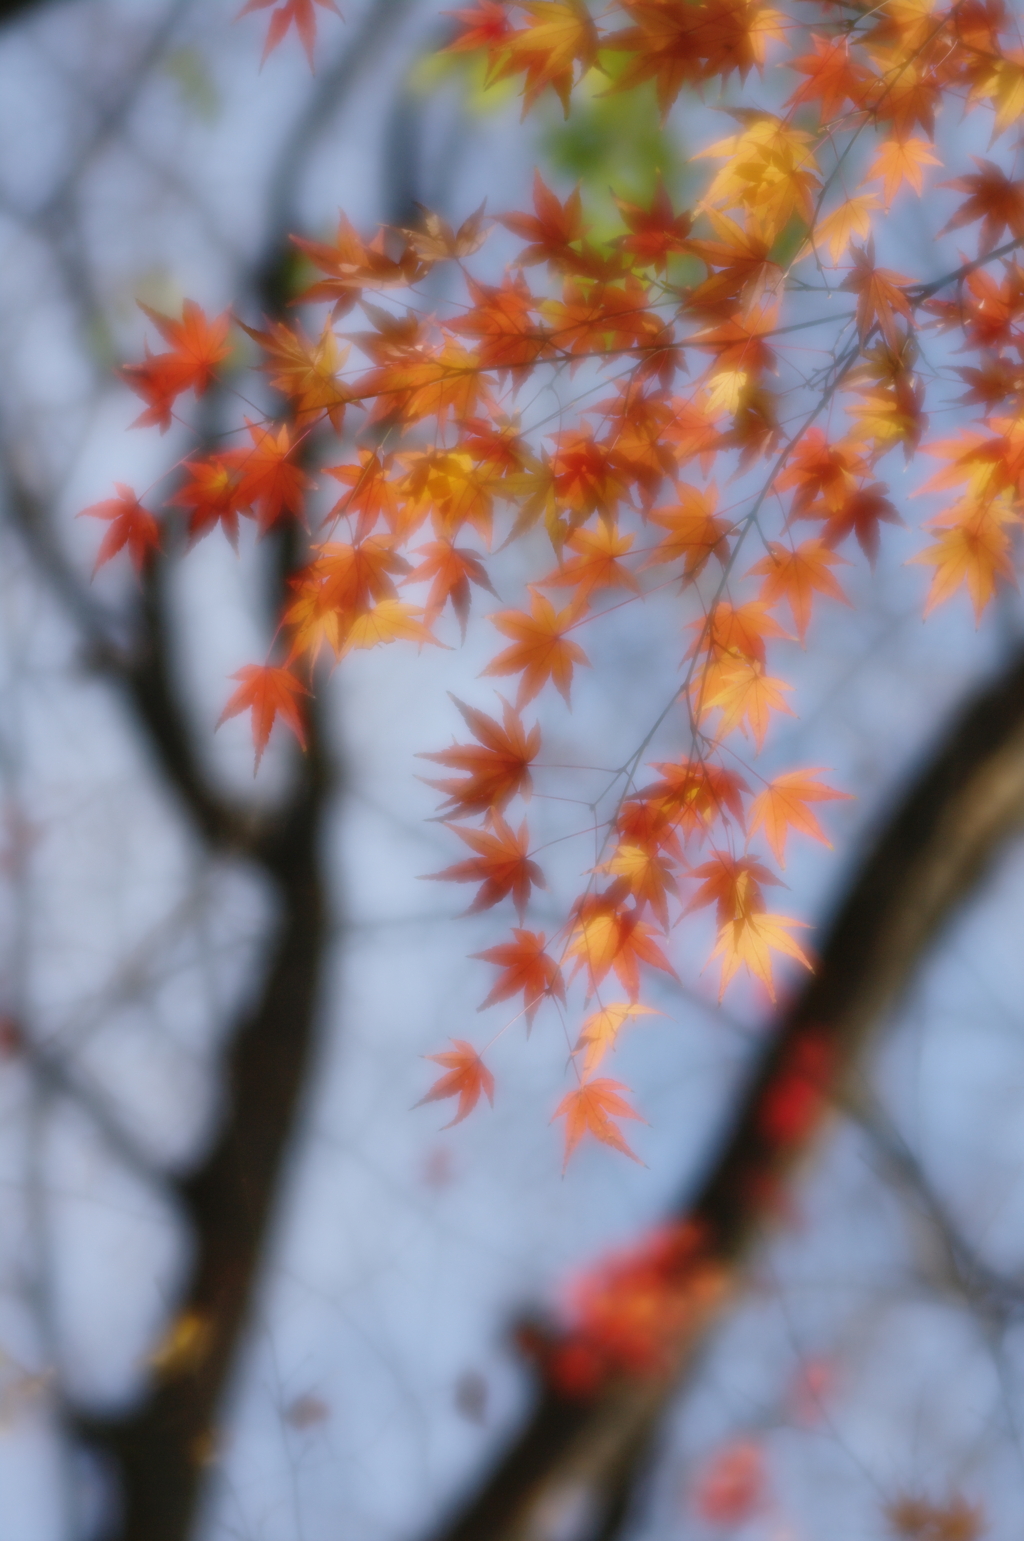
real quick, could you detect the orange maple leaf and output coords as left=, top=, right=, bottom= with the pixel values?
left=593, top=842, right=679, bottom=929
left=686, top=852, right=781, bottom=927
left=572, top=1003, right=661, bottom=1078
left=80, top=484, right=160, bottom=575
left=840, top=241, right=913, bottom=348
left=415, top=1040, right=495, bottom=1127
left=613, top=175, right=692, bottom=272
left=231, top=419, right=311, bottom=530
left=217, top=664, right=309, bottom=771
left=241, top=317, right=351, bottom=431
left=567, top=895, right=676, bottom=1000
left=237, top=0, right=342, bottom=68
left=710, top=910, right=811, bottom=1000
left=939, top=159, right=1024, bottom=253
left=553, top=1079, right=646, bottom=1170
left=426, top=813, right=544, bottom=918
left=472, top=928, right=565, bottom=1026
left=418, top=695, right=540, bottom=816
left=172, top=456, right=244, bottom=547
left=498, top=171, right=589, bottom=269
left=747, top=539, right=850, bottom=642
left=539, top=522, right=639, bottom=600
left=122, top=300, right=231, bottom=431
left=325, top=451, right=404, bottom=540
left=699, top=658, right=794, bottom=750
left=911, top=498, right=1019, bottom=622
left=491, top=0, right=599, bottom=118
left=337, top=600, right=439, bottom=657
left=748, top=770, right=853, bottom=866
left=408, top=540, right=498, bottom=632
left=644, top=485, right=730, bottom=580
left=483, top=589, right=589, bottom=706
left=867, top=136, right=939, bottom=209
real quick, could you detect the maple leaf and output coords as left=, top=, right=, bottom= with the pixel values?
left=799, top=481, right=902, bottom=565
left=572, top=1003, right=661, bottom=1078
left=217, top=664, right=309, bottom=771
left=697, top=117, right=819, bottom=240
left=491, top=0, right=600, bottom=118
left=686, top=852, right=781, bottom=927
left=608, top=0, right=784, bottom=117
left=426, top=812, right=544, bottom=918
left=639, top=759, right=748, bottom=843
left=444, top=1, right=512, bottom=55
left=785, top=32, right=872, bottom=120
left=418, top=695, right=540, bottom=816
left=567, top=895, right=676, bottom=1000
left=808, top=195, right=880, bottom=267
left=911, top=498, right=1019, bottom=622
left=748, top=769, right=852, bottom=866
left=939, top=159, right=1024, bottom=253
left=710, top=910, right=811, bottom=1000
left=613, top=176, right=692, bottom=273
left=415, top=1040, right=494, bottom=1128
left=122, top=301, right=231, bottom=431
left=231, top=419, right=311, bottom=530
left=400, top=202, right=489, bottom=265
left=483, top=589, right=589, bottom=707
left=408, top=540, right=498, bottom=633
left=552, top=1079, right=646, bottom=1170
left=241, top=317, right=351, bottom=431
left=747, top=539, right=851, bottom=642
left=775, top=429, right=861, bottom=517
left=498, top=172, right=588, bottom=268
left=593, top=842, right=679, bottom=929
left=472, top=928, right=564, bottom=1027
left=691, top=599, right=788, bottom=667
left=449, top=273, right=552, bottom=377
left=324, top=451, right=404, bottom=540
left=336, top=600, right=439, bottom=657
left=80, top=484, right=161, bottom=575
left=539, top=523, right=639, bottom=600
left=644, top=486, right=731, bottom=580
left=867, top=136, right=939, bottom=210
left=172, top=456, right=244, bottom=547
left=840, top=241, right=913, bottom=348
left=237, top=0, right=342, bottom=68
left=700, top=659, right=794, bottom=751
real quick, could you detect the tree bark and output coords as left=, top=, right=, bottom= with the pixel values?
left=427, top=642, right=1024, bottom=1541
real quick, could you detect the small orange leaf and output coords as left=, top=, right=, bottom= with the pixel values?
left=483, top=589, right=589, bottom=707
left=572, top=1003, right=661, bottom=1078
left=748, top=769, right=852, bottom=866
left=217, top=664, right=309, bottom=771
left=553, top=1079, right=646, bottom=1170
left=472, top=928, right=564, bottom=1027
left=415, top=1040, right=494, bottom=1127
left=80, top=484, right=160, bottom=576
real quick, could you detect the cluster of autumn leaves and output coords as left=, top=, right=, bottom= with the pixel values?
left=82, top=0, right=1024, bottom=1167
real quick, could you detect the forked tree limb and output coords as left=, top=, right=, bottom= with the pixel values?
left=427, top=640, right=1024, bottom=1541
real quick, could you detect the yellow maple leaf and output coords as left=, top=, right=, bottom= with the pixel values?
left=699, top=658, right=794, bottom=750
left=806, top=195, right=880, bottom=265
left=709, top=911, right=811, bottom=1000
left=338, top=601, right=440, bottom=656
left=572, top=1002, right=662, bottom=1078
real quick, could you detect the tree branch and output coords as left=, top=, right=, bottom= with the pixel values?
left=426, top=642, right=1024, bottom=1541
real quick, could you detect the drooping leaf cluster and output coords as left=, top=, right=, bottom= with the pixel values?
left=86, top=0, right=1024, bottom=1172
